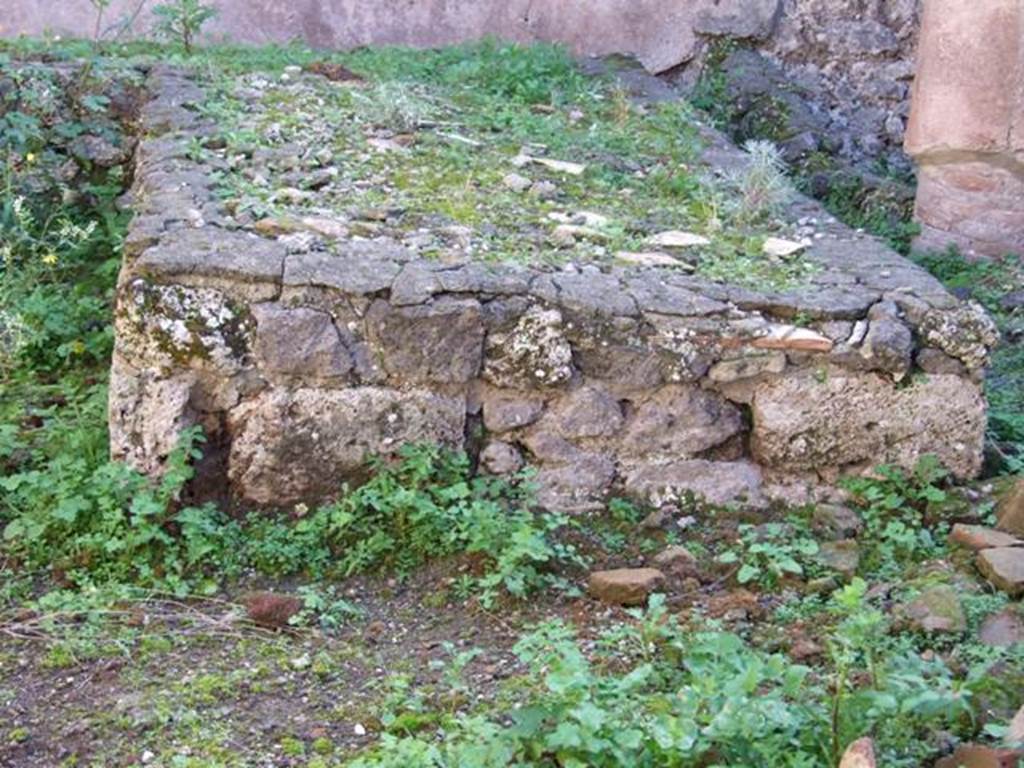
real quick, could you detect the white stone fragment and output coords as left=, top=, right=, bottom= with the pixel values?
left=645, top=230, right=711, bottom=248
left=762, top=237, right=808, bottom=258
left=511, top=154, right=587, bottom=175
left=547, top=211, right=610, bottom=228
left=615, top=251, right=687, bottom=267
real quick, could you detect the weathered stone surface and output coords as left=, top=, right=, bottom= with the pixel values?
left=816, top=540, right=860, bottom=579
left=69, top=133, right=133, bottom=167
left=950, top=524, right=1023, bottom=553
left=912, top=163, right=1024, bottom=259
left=811, top=503, right=863, bottom=540
left=227, top=387, right=466, bottom=505
left=860, top=318, right=912, bottom=377
left=619, top=385, right=743, bottom=458
left=365, top=298, right=485, bottom=384
left=252, top=304, right=352, bottom=380
left=752, top=371, right=986, bottom=479
left=996, top=477, right=1024, bottom=536
left=480, top=390, right=546, bottom=434
left=532, top=453, right=616, bottom=513
left=918, top=303, right=999, bottom=371
left=573, top=338, right=668, bottom=393
left=136, top=227, right=286, bottom=288
left=108, top=356, right=196, bottom=475
left=917, top=348, right=967, bottom=376
left=540, top=272, right=637, bottom=317
left=479, top=441, right=524, bottom=475
left=624, top=460, right=763, bottom=507
left=588, top=568, right=665, bottom=606
left=626, top=276, right=727, bottom=316
left=708, top=352, right=787, bottom=383
left=651, top=545, right=698, bottom=577
left=899, top=585, right=966, bottom=634
left=116, top=280, right=254, bottom=372
left=549, top=385, right=623, bottom=439
left=977, top=548, right=1024, bottom=597
left=106, top=64, right=997, bottom=511
left=934, top=744, right=1024, bottom=768
left=978, top=609, right=1024, bottom=648
left=283, top=244, right=405, bottom=295
left=839, top=738, right=877, bottom=768
left=483, top=306, right=573, bottom=389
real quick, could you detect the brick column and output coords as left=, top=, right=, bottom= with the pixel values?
left=905, top=0, right=1024, bottom=258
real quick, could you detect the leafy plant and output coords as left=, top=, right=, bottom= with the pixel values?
left=352, top=81, right=438, bottom=132
left=152, top=0, right=218, bottom=54
left=324, top=443, right=581, bottom=606
left=841, top=456, right=950, bottom=575
left=716, top=522, right=820, bottom=588
left=289, top=584, right=363, bottom=631
left=351, top=595, right=1003, bottom=768
left=0, top=425, right=234, bottom=594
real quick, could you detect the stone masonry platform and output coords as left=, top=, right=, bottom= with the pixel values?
left=110, top=66, right=998, bottom=513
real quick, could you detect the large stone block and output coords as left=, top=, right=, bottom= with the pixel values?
left=912, top=163, right=1024, bottom=258
left=623, top=459, right=764, bottom=507
left=619, top=385, right=744, bottom=458
left=483, top=306, right=573, bottom=389
left=252, top=303, right=353, bottom=381
left=364, top=298, right=486, bottom=384
left=227, top=387, right=466, bottom=505
left=905, top=0, right=1023, bottom=159
left=115, top=279, right=254, bottom=373
left=751, top=371, right=986, bottom=479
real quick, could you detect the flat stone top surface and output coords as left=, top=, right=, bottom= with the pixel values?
left=130, top=55, right=964, bottom=326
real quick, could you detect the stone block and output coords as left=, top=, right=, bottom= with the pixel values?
left=483, top=306, right=573, bottom=389
left=619, top=385, right=743, bottom=459
left=624, top=459, right=763, bottom=507
left=252, top=304, right=352, bottom=381
left=588, top=568, right=665, bottom=606
left=751, top=371, right=986, bottom=479
left=227, top=387, right=466, bottom=505
left=365, top=298, right=485, bottom=384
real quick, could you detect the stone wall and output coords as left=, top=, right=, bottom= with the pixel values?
left=693, top=0, right=921, bottom=171
left=108, top=67, right=996, bottom=514
left=3, top=0, right=919, bottom=163
left=2, top=0, right=782, bottom=74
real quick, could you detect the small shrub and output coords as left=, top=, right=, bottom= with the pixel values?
left=725, top=139, right=793, bottom=225
left=352, top=81, right=437, bottom=132
left=441, top=39, right=586, bottom=105
left=0, top=425, right=236, bottom=594
left=152, top=0, right=218, bottom=54
left=841, top=456, right=950, bottom=575
left=716, top=521, right=820, bottom=589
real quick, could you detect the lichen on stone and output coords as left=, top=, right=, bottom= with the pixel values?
left=483, top=306, right=573, bottom=389
left=918, top=301, right=999, bottom=371
left=121, top=279, right=254, bottom=371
